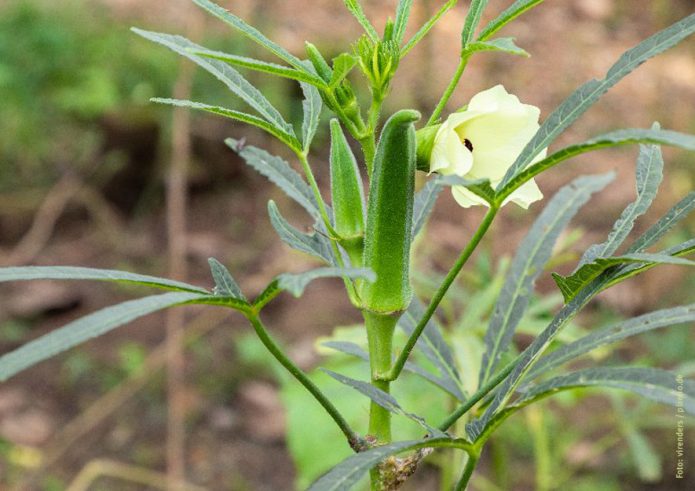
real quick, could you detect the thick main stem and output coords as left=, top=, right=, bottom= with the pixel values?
left=364, top=311, right=398, bottom=490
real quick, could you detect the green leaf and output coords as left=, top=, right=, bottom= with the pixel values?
left=627, top=191, right=695, bottom=253
left=153, top=98, right=299, bottom=150
left=478, top=173, right=614, bottom=386
left=329, top=53, right=358, bottom=88
left=321, top=368, right=447, bottom=437
left=268, top=200, right=336, bottom=265
left=465, top=37, right=529, bottom=57
left=514, top=367, right=695, bottom=415
left=399, top=298, right=466, bottom=401
left=467, top=276, right=611, bottom=440
left=131, top=28, right=294, bottom=136
left=498, top=128, right=695, bottom=201
left=393, top=0, right=414, bottom=45
left=412, top=179, right=443, bottom=238
left=401, top=0, right=457, bottom=56
left=526, top=304, right=695, bottom=380
left=461, top=0, right=490, bottom=47
left=436, top=175, right=495, bottom=206
left=579, top=142, right=664, bottom=267
left=191, top=48, right=326, bottom=86
left=207, top=258, right=245, bottom=300
left=478, top=0, right=545, bottom=41
left=499, top=12, right=695, bottom=188
left=227, top=139, right=325, bottom=220
left=342, top=0, right=379, bottom=42
left=277, top=267, right=375, bottom=297
left=307, top=437, right=472, bottom=491
left=0, top=266, right=208, bottom=294
left=321, top=341, right=463, bottom=399
left=301, top=81, right=322, bottom=152
left=553, top=253, right=695, bottom=303
left=0, top=292, right=209, bottom=382
left=192, top=0, right=307, bottom=71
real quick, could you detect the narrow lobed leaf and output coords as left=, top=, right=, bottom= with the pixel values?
left=0, top=266, right=208, bottom=294
left=578, top=141, right=664, bottom=267
left=500, top=12, right=695, bottom=188
left=301, top=81, right=323, bottom=152
left=478, top=0, right=545, bottom=41
left=268, top=201, right=336, bottom=265
left=412, top=179, right=443, bottom=238
left=465, top=37, right=529, bottom=57
left=461, top=0, right=490, bottom=47
left=478, top=173, right=614, bottom=386
left=627, top=191, right=695, bottom=253
left=525, top=304, right=695, bottom=380
left=308, top=437, right=472, bottom=491
left=227, top=139, right=325, bottom=220
left=342, top=0, right=379, bottom=41
left=192, top=0, right=307, bottom=70
left=207, top=258, right=245, bottom=300
left=0, top=292, right=214, bottom=382
left=132, top=28, right=294, bottom=136
left=276, top=267, right=375, bottom=297
left=321, top=368, right=447, bottom=437
left=393, top=0, right=414, bottom=45
left=153, top=98, right=299, bottom=150
left=401, top=0, right=457, bottom=56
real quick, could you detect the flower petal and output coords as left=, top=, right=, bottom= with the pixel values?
left=502, top=179, right=543, bottom=209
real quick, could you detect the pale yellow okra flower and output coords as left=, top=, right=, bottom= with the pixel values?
left=429, top=85, right=546, bottom=208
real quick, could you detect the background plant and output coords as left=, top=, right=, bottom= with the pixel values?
left=1, top=0, right=695, bottom=489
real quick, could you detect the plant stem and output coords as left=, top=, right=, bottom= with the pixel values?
left=427, top=54, right=470, bottom=126
left=385, top=206, right=498, bottom=381
left=364, top=311, right=398, bottom=490
left=245, top=313, right=361, bottom=449
left=454, top=450, right=480, bottom=491
left=438, top=354, right=518, bottom=432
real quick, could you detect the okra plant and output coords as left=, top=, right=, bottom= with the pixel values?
left=3, top=0, right=695, bottom=489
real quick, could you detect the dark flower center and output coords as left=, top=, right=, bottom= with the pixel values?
left=464, top=138, right=474, bottom=152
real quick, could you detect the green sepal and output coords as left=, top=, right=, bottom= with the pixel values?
left=361, top=109, right=421, bottom=313
left=415, top=124, right=440, bottom=172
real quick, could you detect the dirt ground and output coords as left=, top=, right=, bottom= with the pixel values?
left=1, top=0, right=694, bottom=489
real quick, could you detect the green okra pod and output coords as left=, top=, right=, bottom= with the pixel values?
left=330, top=119, right=366, bottom=266
left=361, top=109, right=420, bottom=313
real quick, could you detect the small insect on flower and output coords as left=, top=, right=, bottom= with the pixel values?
left=418, top=85, right=547, bottom=208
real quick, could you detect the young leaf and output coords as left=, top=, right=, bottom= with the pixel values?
left=399, top=298, right=466, bottom=401
left=192, top=0, right=307, bottom=71
left=553, top=253, right=695, bottom=303
left=499, top=12, right=695, bottom=187
left=276, top=267, right=375, bottom=297
left=478, top=173, right=614, bottom=386
left=465, top=37, right=529, bottom=57
left=342, top=0, right=379, bottom=41
left=329, top=53, right=358, bottom=88
left=525, top=304, right=695, bottom=380
left=268, top=200, right=336, bottom=265
left=227, top=139, right=325, bottom=220
left=627, top=191, right=695, bottom=253
left=192, top=48, right=326, bottom=86
left=498, top=127, right=695, bottom=200
left=578, top=142, right=664, bottom=267
left=321, top=368, right=447, bottom=437
left=0, top=266, right=208, bottom=294
left=301, top=81, right=322, bottom=152
left=478, top=0, right=545, bottom=41
left=154, top=98, right=299, bottom=150
left=401, top=0, right=457, bottom=56
left=0, top=292, right=212, bottom=382
left=461, top=0, right=490, bottom=47
left=322, top=341, right=464, bottom=400
left=131, top=29, right=294, bottom=137
left=207, top=258, right=245, bottom=300
left=393, top=0, right=414, bottom=45
left=514, top=367, right=695, bottom=415
left=307, top=437, right=472, bottom=491
left=412, top=179, right=443, bottom=238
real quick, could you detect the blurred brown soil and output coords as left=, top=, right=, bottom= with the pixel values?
left=1, top=0, right=694, bottom=489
